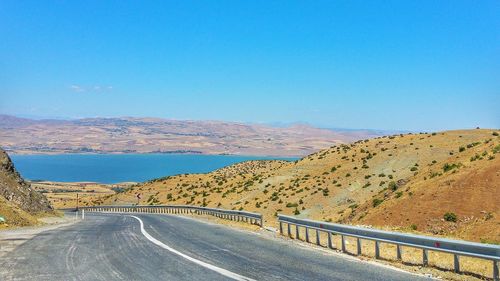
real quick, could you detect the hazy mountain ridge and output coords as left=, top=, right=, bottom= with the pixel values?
left=0, top=115, right=388, bottom=156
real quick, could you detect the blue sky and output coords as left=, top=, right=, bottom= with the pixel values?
left=0, top=1, right=498, bottom=131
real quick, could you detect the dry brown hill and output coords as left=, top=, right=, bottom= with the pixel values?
left=89, top=129, right=500, bottom=242
left=0, top=148, right=53, bottom=227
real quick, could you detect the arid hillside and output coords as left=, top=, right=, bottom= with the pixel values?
left=87, top=129, right=499, bottom=242
left=31, top=181, right=133, bottom=210
left=0, top=115, right=389, bottom=156
left=0, top=148, right=53, bottom=227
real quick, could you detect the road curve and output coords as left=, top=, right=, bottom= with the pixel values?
left=0, top=213, right=432, bottom=281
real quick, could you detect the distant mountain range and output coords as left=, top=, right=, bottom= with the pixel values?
left=0, top=114, right=390, bottom=156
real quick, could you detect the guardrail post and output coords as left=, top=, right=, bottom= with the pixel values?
left=375, top=241, right=380, bottom=259
left=279, top=221, right=283, bottom=234
left=341, top=235, right=346, bottom=253
left=493, top=260, right=499, bottom=281
left=295, top=225, right=300, bottom=240
left=287, top=223, right=292, bottom=237
left=356, top=238, right=361, bottom=255
left=316, top=230, right=320, bottom=245
left=305, top=227, right=310, bottom=243
left=396, top=244, right=402, bottom=260
left=327, top=232, right=333, bottom=249
left=453, top=254, right=460, bottom=273
left=422, top=249, right=428, bottom=266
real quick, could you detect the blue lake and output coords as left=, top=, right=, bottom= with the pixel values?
left=10, top=154, right=297, bottom=184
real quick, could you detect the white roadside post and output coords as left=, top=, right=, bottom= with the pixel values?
left=82, top=209, right=85, bottom=220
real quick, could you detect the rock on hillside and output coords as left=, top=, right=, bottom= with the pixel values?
left=0, top=148, right=52, bottom=213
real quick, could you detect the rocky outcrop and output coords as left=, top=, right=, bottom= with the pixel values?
left=0, top=148, right=52, bottom=213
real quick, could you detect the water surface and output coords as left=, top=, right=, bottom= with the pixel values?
left=10, top=154, right=297, bottom=184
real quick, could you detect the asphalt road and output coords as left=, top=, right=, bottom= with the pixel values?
left=0, top=213, right=432, bottom=281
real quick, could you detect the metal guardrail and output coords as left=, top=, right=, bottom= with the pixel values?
left=80, top=205, right=263, bottom=227
left=278, top=214, right=500, bottom=281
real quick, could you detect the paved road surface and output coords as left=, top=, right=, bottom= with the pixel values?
left=0, top=213, right=432, bottom=281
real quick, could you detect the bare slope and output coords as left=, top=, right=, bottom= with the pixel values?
left=0, top=148, right=53, bottom=227
left=89, top=129, right=499, bottom=242
left=0, top=115, right=388, bottom=156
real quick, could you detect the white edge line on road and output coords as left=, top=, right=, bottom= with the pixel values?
left=130, top=215, right=256, bottom=281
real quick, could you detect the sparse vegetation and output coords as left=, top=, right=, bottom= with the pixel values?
left=74, top=129, right=500, bottom=249
left=442, top=163, right=460, bottom=172
left=444, top=212, right=457, bottom=222
left=388, top=181, right=398, bottom=191
left=372, top=198, right=384, bottom=207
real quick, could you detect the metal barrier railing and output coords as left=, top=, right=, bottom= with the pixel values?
left=278, top=214, right=500, bottom=281
left=80, top=205, right=264, bottom=227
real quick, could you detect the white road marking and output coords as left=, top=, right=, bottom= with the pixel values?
left=130, top=216, right=256, bottom=281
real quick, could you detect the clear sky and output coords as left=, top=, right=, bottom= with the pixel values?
left=0, top=1, right=498, bottom=131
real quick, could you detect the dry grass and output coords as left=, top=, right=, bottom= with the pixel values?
left=31, top=181, right=129, bottom=209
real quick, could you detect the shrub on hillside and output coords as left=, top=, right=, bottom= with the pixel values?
left=444, top=212, right=457, bottom=222
left=111, top=187, right=126, bottom=193
left=493, top=145, right=500, bottom=154
left=372, top=198, right=384, bottom=207
left=322, top=188, right=329, bottom=196
left=388, top=181, right=398, bottom=191
left=443, top=163, right=460, bottom=172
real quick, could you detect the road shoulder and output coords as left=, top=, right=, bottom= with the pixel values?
left=0, top=214, right=78, bottom=257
